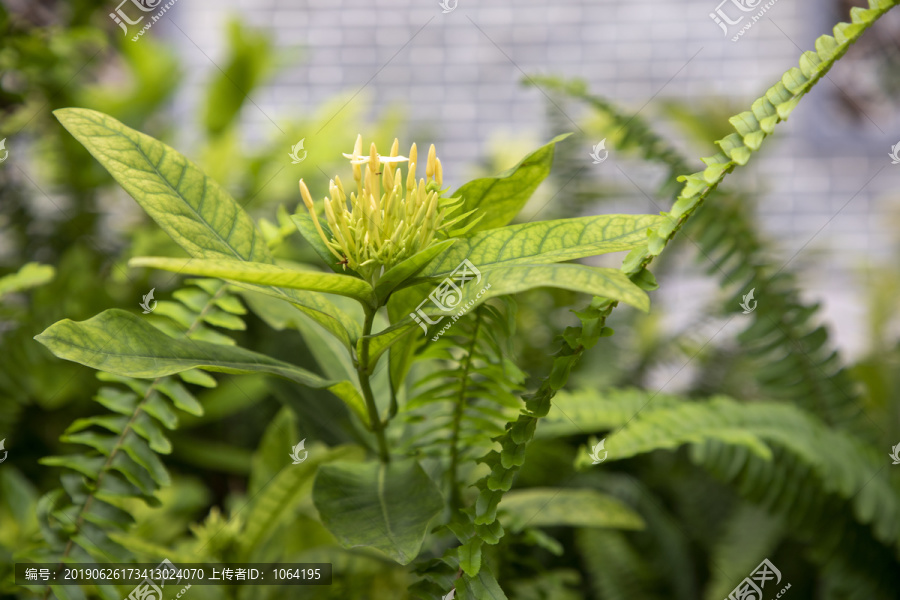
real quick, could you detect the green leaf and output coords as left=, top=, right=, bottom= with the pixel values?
left=498, top=488, right=645, bottom=532
left=35, top=309, right=365, bottom=414
left=458, top=538, right=483, bottom=577
left=0, top=468, right=39, bottom=531
left=55, top=108, right=270, bottom=262
left=240, top=290, right=357, bottom=384
left=457, top=565, right=509, bottom=600
left=415, top=264, right=650, bottom=321
left=312, top=458, right=444, bottom=564
left=232, top=282, right=360, bottom=349
left=374, top=239, right=457, bottom=303
left=39, top=455, right=105, bottom=480
left=358, top=320, right=417, bottom=374
left=0, top=262, right=55, bottom=300
left=452, top=133, right=571, bottom=233
left=54, top=107, right=355, bottom=348
left=155, top=379, right=204, bottom=417
left=130, top=257, right=377, bottom=305
left=417, top=214, right=666, bottom=280
left=241, top=443, right=364, bottom=560
left=120, top=431, right=170, bottom=486
left=248, top=407, right=298, bottom=497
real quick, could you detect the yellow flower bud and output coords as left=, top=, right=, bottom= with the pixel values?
left=426, top=144, right=436, bottom=180
left=302, top=135, right=469, bottom=282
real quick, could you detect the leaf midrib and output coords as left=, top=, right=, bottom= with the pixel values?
left=90, top=109, right=262, bottom=265
left=376, top=463, right=405, bottom=561
left=88, top=112, right=355, bottom=334
left=39, top=333, right=324, bottom=383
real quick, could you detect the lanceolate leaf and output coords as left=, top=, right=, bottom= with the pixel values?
left=312, top=458, right=444, bottom=564
left=35, top=310, right=366, bottom=417
left=55, top=108, right=271, bottom=262
left=452, top=133, right=571, bottom=233
left=417, top=264, right=650, bottom=319
left=130, top=257, right=377, bottom=305
left=416, top=214, right=667, bottom=280
left=54, top=108, right=355, bottom=349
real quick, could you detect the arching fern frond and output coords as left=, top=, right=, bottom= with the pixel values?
left=543, top=387, right=900, bottom=597
left=527, top=74, right=694, bottom=197
left=689, top=195, right=868, bottom=430
left=29, top=279, right=246, bottom=599
left=401, top=302, right=525, bottom=505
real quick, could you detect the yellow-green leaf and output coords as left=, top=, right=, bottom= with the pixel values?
left=130, top=257, right=376, bottom=305
left=417, top=214, right=666, bottom=280
left=35, top=309, right=365, bottom=418
left=452, top=133, right=571, bottom=233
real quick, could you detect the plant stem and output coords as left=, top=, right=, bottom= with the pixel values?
left=449, top=309, right=482, bottom=509
left=358, top=305, right=391, bottom=463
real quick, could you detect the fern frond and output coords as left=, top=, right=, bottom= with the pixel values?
left=688, top=193, right=867, bottom=430
left=402, top=303, right=524, bottom=504
left=32, top=279, right=247, bottom=597
left=527, top=75, right=694, bottom=196
left=547, top=388, right=900, bottom=596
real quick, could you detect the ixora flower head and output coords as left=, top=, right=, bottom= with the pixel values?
left=299, top=135, right=475, bottom=281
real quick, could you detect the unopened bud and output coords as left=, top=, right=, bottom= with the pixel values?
left=426, top=144, right=436, bottom=180
left=299, top=179, right=315, bottom=210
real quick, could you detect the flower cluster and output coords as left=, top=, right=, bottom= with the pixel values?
left=299, top=135, right=474, bottom=281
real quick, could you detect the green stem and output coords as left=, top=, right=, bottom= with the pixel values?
left=449, top=309, right=482, bottom=509
left=358, top=305, right=391, bottom=463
